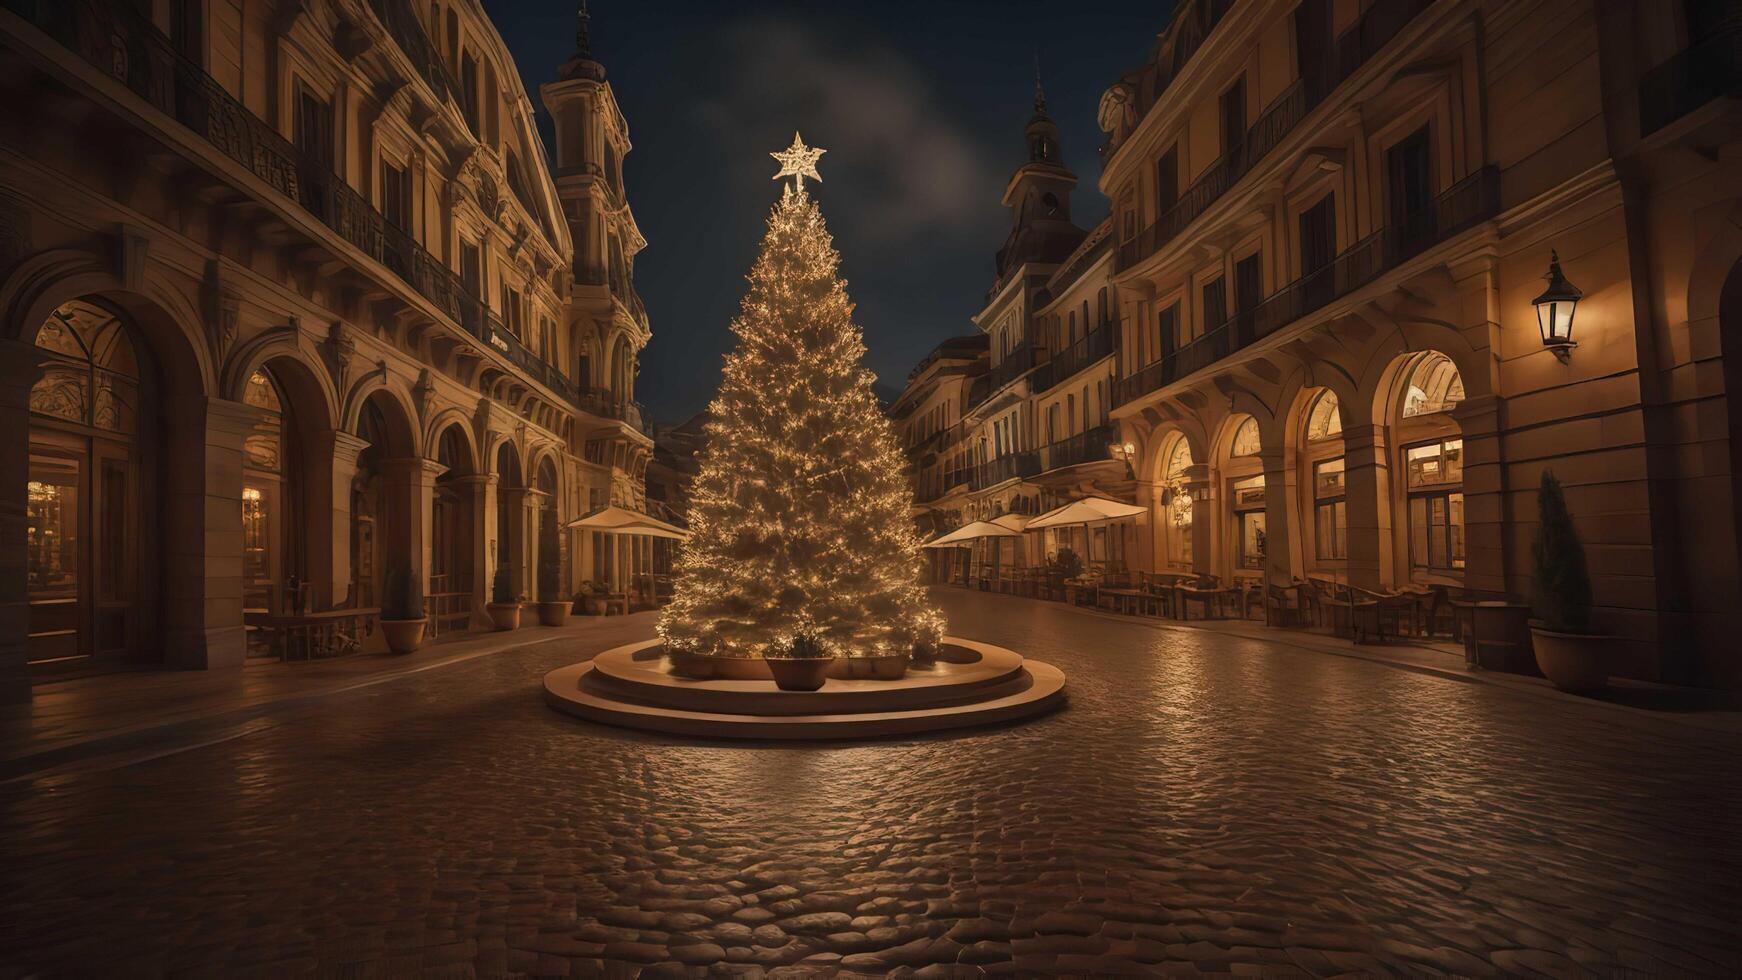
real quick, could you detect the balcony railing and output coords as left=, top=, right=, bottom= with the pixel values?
left=369, top=0, right=462, bottom=106
left=3, top=0, right=586, bottom=409
left=577, top=386, right=653, bottom=436
left=1115, top=0, right=1435, bottom=272
left=968, top=345, right=1036, bottom=409
left=1115, top=166, right=1498, bottom=407
left=1638, top=23, right=1742, bottom=137
left=971, top=451, right=1042, bottom=491
left=1039, top=326, right=1114, bottom=392
left=1041, top=424, right=1117, bottom=472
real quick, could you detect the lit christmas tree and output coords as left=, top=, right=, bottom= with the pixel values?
left=657, top=134, right=943, bottom=660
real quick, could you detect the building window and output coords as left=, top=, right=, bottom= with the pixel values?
left=1201, top=276, right=1227, bottom=336
left=1231, top=417, right=1261, bottom=457
left=1406, top=438, right=1464, bottom=572
left=381, top=159, right=412, bottom=232
left=1402, top=351, right=1465, bottom=417
left=1306, top=390, right=1343, bottom=441
left=1155, top=145, right=1178, bottom=217
left=1220, top=75, right=1247, bottom=160
left=1314, top=457, right=1347, bottom=560
left=1159, top=301, right=1179, bottom=359
left=294, top=84, right=334, bottom=170
left=1164, top=439, right=1194, bottom=567
left=1232, top=475, right=1266, bottom=570
left=1387, top=124, right=1433, bottom=231
left=460, top=52, right=480, bottom=135
left=1300, top=193, right=1336, bottom=279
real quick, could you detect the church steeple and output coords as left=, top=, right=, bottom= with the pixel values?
left=556, top=1, right=606, bottom=82
left=1026, top=54, right=1062, bottom=166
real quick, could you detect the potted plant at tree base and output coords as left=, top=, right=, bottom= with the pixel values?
left=1529, top=470, right=1615, bottom=692
left=535, top=556, right=570, bottom=627
left=764, top=632, right=836, bottom=692
left=379, top=561, right=427, bottom=655
left=486, top=567, right=522, bottom=631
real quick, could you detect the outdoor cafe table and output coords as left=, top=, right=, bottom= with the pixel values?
left=244, top=607, right=380, bottom=661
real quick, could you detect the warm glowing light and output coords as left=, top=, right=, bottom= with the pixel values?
left=657, top=160, right=940, bottom=660
left=770, top=132, right=825, bottom=193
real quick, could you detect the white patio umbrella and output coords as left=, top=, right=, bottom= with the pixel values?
left=1027, top=495, right=1145, bottom=569
left=921, top=520, right=1023, bottom=548
left=566, top=505, right=690, bottom=541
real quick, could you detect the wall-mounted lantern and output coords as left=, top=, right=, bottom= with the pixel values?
left=1532, top=249, right=1583, bottom=362
left=1109, top=440, right=1137, bottom=478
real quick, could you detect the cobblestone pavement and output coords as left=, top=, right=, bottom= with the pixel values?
left=2, top=591, right=1740, bottom=977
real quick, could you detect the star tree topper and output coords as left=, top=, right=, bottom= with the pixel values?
left=771, top=131, right=825, bottom=193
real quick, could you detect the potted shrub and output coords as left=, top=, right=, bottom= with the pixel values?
left=1051, top=548, right=1084, bottom=604
left=535, top=555, right=570, bottom=626
left=379, top=561, right=427, bottom=655
left=575, top=580, right=607, bottom=616
left=1529, top=470, right=1614, bottom=691
left=764, top=631, right=836, bottom=692
left=486, top=566, right=521, bottom=631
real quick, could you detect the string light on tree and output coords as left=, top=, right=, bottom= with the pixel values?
left=658, top=134, right=942, bottom=660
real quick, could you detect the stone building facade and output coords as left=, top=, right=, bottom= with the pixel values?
left=892, top=76, right=1136, bottom=581
left=897, top=0, right=1742, bottom=689
left=0, top=0, right=653, bottom=698
left=1099, top=0, right=1741, bottom=688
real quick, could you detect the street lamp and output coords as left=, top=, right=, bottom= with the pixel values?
left=1533, top=250, right=1582, bottom=362
left=1109, top=440, right=1137, bottom=479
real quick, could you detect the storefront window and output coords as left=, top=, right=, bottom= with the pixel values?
left=1164, top=439, right=1194, bottom=566
left=1232, top=475, right=1266, bottom=570
left=1231, top=416, right=1261, bottom=456
left=1306, top=390, right=1342, bottom=441
left=1314, top=457, right=1346, bottom=560
left=1407, top=438, right=1464, bottom=571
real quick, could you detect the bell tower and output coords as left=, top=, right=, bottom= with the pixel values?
left=994, top=56, right=1082, bottom=279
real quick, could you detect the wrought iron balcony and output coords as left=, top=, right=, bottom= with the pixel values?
left=968, top=345, right=1035, bottom=410
left=577, top=386, right=653, bottom=436
left=368, top=0, right=462, bottom=107
left=971, top=451, right=1041, bottom=491
left=3, top=0, right=586, bottom=411
left=1115, top=166, right=1498, bottom=407
left=1041, top=424, right=1118, bottom=473
left=1116, top=0, right=1435, bottom=272
left=1638, top=23, right=1742, bottom=137
left=1038, top=327, right=1114, bottom=392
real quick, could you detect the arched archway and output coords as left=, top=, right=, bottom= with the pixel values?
left=1288, top=387, right=1346, bottom=576
left=431, top=423, right=478, bottom=632
left=494, top=440, right=526, bottom=598
left=1154, top=432, right=1198, bottom=571
left=16, top=291, right=209, bottom=673
left=534, top=455, right=561, bottom=601
left=1212, top=414, right=1266, bottom=581
left=1378, top=350, right=1466, bottom=585
left=351, top=390, right=419, bottom=608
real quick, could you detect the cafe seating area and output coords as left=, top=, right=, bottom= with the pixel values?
left=937, top=561, right=1488, bottom=653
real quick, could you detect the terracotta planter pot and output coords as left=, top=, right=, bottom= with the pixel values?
left=1530, top=625, right=1614, bottom=692
left=380, top=618, right=427, bottom=655
left=486, top=602, right=522, bottom=631
left=536, top=600, right=570, bottom=627
left=766, top=656, right=835, bottom=692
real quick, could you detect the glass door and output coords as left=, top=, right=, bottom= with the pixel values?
left=27, top=450, right=82, bottom=665
left=92, top=442, right=136, bottom=657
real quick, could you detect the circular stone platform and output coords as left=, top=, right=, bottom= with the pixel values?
left=543, top=637, right=1064, bottom=739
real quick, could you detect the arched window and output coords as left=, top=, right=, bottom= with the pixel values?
left=1231, top=417, right=1261, bottom=456
left=1401, top=352, right=1465, bottom=418
left=1306, top=390, right=1343, bottom=441
left=1164, top=438, right=1194, bottom=566
left=31, top=299, right=139, bottom=433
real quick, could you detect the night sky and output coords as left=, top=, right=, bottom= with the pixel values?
left=482, top=1, right=1173, bottom=425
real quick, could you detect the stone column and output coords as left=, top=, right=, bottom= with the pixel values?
left=1342, top=423, right=1395, bottom=591
left=162, top=396, right=258, bottom=670
left=1258, top=444, right=1297, bottom=586
left=0, top=341, right=42, bottom=701
left=1453, top=393, right=1508, bottom=596
left=1185, top=463, right=1213, bottom=577
left=379, top=457, right=447, bottom=597
left=306, top=430, right=369, bottom=608
left=453, top=473, right=496, bottom=626
left=1132, top=480, right=1159, bottom=574
left=498, top=485, right=533, bottom=599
